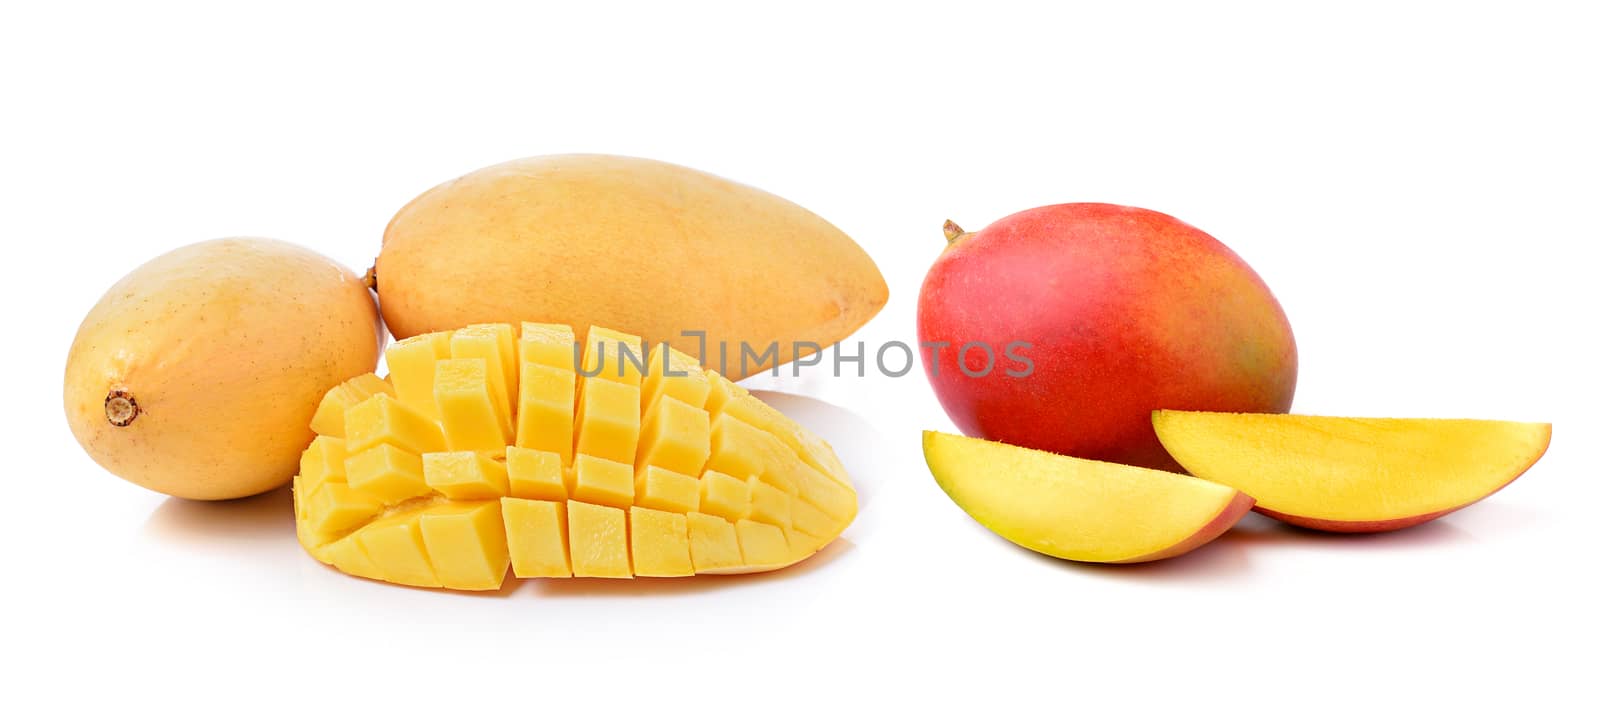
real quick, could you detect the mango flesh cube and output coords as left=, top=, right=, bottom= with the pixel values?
left=687, top=512, right=743, bottom=573
left=629, top=507, right=693, bottom=577
left=747, top=478, right=793, bottom=530
left=519, top=322, right=577, bottom=370
left=386, top=332, right=453, bottom=419
left=734, top=519, right=790, bottom=570
left=323, top=534, right=383, bottom=581
left=643, top=345, right=710, bottom=411
left=420, top=501, right=510, bottom=591
left=294, top=323, right=858, bottom=590
left=721, top=394, right=850, bottom=485
left=574, top=376, right=640, bottom=465
left=344, top=394, right=446, bottom=456
left=345, top=444, right=430, bottom=504
left=568, top=453, right=635, bottom=507
left=792, top=499, right=840, bottom=539
left=515, top=362, right=576, bottom=465
left=423, top=451, right=509, bottom=500
left=299, top=435, right=349, bottom=494
left=506, top=446, right=566, bottom=501
left=502, top=498, right=571, bottom=578
left=450, top=323, right=517, bottom=422
left=435, top=358, right=511, bottom=451
left=636, top=396, right=711, bottom=477
left=699, top=470, right=750, bottom=521
left=305, top=481, right=383, bottom=538
left=634, top=465, right=700, bottom=514
left=567, top=500, right=631, bottom=578
left=581, top=325, right=646, bottom=385
left=356, top=510, right=441, bottom=588
left=311, top=373, right=395, bottom=437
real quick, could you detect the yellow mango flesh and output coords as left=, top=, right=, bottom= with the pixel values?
left=1152, top=411, right=1553, bottom=531
left=293, top=322, right=858, bottom=590
left=373, top=154, right=888, bottom=377
left=922, top=430, right=1254, bottom=563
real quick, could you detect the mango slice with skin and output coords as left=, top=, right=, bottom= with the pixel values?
left=296, top=323, right=857, bottom=590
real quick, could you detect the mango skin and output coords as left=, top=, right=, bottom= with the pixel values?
left=918, top=204, right=1297, bottom=471
left=64, top=238, right=383, bottom=500
left=375, top=155, right=888, bottom=377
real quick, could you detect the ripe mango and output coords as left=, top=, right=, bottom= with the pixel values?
left=293, top=322, right=857, bottom=589
left=373, top=155, right=888, bottom=377
left=65, top=239, right=383, bottom=500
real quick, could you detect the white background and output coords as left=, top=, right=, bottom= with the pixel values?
left=4, top=2, right=1596, bottom=705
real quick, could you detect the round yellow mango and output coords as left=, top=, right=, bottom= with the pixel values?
left=64, top=238, right=383, bottom=500
left=374, top=154, right=888, bottom=376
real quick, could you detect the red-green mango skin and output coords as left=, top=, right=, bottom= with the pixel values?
left=917, top=204, right=1298, bottom=471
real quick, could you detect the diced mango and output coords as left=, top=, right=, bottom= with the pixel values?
left=345, top=444, right=430, bottom=505
left=703, top=371, right=744, bottom=417
left=323, top=534, right=384, bottom=581
left=386, top=332, right=453, bottom=419
left=519, top=322, right=577, bottom=370
left=502, top=498, right=571, bottom=578
left=567, top=500, right=631, bottom=578
left=506, top=446, right=566, bottom=501
left=735, top=519, right=790, bottom=569
left=294, top=323, right=859, bottom=591
left=706, top=414, right=777, bottom=482
left=568, top=453, right=634, bottom=508
left=788, top=529, right=826, bottom=558
left=423, top=451, right=509, bottom=500
left=356, top=510, right=441, bottom=588
left=792, top=499, right=838, bottom=539
left=514, top=362, right=576, bottom=465
left=636, top=396, right=711, bottom=478
left=574, top=376, right=639, bottom=464
left=634, top=465, right=700, bottom=514
left=311, top=373, right=395, bottom=437
left=299, top=435, right=349, bottom=494
left=747, top=478, right=793, bottom=530
left=344, top=394, right=446, bottom=456
left=420, top=501, right=510, bottom=591
left=699, top=470, right=750, bottom=521
left=791, top=460, right=858, bottom=522
left=643, top=344, right=710, bottom=411
left=581, top=325, right=646, bottom=386
left=305, top=481, right=383, bottom=538
left=687, top=512, right=742, bottom=573
left=450, top=323, right=518, bottom=422
left=721, top=394, right=850, bottom=485
left=629, top=507, right=692, bottom=577
left=435, top=358, right=511, bottom=451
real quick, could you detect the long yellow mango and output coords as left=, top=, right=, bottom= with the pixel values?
left=373, top=155, right=888, bottom=377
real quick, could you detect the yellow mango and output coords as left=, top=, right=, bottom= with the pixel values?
left=344, top=394, right=446, bottom=456
left=629, top=507, right=693, bottom=578
left=514, top=362, right=575, bottom=465
left=420, top=501, right=510, bottom=591
left=567, top=500, right=631, bottom=578
left=435, top=359, right=510, bottom=451
left=310, top=373, right=393, bottom=437
left=634, top=466, right=700, bottom=514
left=502, top=498, right=571, bottom=578
left=385, top=332, right=452, bottom=419
left=573, top=376, right=639, bottom=465
left=505, top=446, right=565, bottom=501
left=292, top=322, right=857, bottom=590
left=65, top=238, right=382, bottom=500
left=372, top=155, right=888, bottom=377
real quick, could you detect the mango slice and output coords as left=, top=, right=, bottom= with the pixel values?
left=293, top=322, right=857, bottom=590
